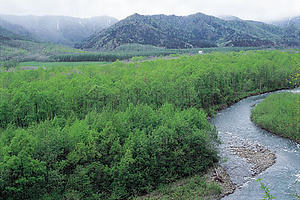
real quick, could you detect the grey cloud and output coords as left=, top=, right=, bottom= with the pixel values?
left=0, top=0, right=299, bottom=21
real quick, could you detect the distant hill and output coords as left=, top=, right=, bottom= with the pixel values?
left=0, top=24, right=29, bottom=41
left=0, top=19, right=34, bottom=41
left=0, top=15, right=118, bottom=46
left=0, top=23, right=86, bottom=61
left=77, top=13, right=294, bottom=51
left=269, top=16, right=300, bottom=46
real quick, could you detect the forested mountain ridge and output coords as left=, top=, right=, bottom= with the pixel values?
left=0, top=15, right=118, bottom=46
left=77, top=13, right=297, bottom=50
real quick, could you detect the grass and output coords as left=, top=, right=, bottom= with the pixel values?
left=133, top=174, right=221, bottom=200
left=251, top=91, right=300, bottom=143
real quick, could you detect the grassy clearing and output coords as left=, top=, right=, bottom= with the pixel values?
left=134, top=174, right=221, bottom=200
left=251, top=92, right=300, bottom=143
left=0, top=40, right=86, bottom=61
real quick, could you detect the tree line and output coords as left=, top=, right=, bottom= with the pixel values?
left=48, top=47, right=263, bottom=62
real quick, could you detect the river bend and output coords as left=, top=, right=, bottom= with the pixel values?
left=210, top=89, right=300, bottom=200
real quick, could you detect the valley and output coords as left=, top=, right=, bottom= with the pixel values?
left=1, top=12, right=300, bottom=63
left=0, top=11, right=300, bottom=200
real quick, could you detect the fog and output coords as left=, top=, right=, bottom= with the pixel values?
left=0, top=0, right=299, bottom=21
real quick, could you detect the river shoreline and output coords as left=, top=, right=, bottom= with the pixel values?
left=210, top=88, right=300, bottom=199
left=208, top=143, right=276, bottom=199
left=250, top=90, right=300, bottom=144
left=211, top=87, right=292, bottom=117
left=251, top=123, right=300, bottom=144
left=208, top=89, right=292, bottom=199
left=138, top=89, right=296, bottom=199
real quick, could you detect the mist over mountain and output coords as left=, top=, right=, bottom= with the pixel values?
left=0, top=15, right=118, bottom=46
left=0, top=21, right=85, bottom=61
left=218, top=15, right=242, bottom=21
left=1, top=12, right=300, bottom=52
left=0, top=25, right=27, bottom=42
left=0, top=19, right=34, bottom=41
left=269, top=16, right=300, bottom=47
left=271, top=16, right=300, bottom=27
left=77, top=13, right=299, bottom=51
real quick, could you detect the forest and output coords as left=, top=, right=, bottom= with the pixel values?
left=0, top=50, right=299, bottom=199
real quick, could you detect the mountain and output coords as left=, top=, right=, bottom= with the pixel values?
left=0, top=25, right=29, bottom=41
left=0, top=22, right=86, bottom=61
left=77, top=13, right=292, bottom=51
left=271, top=16, right=300, bottom=27
left=0, top=15, right=118, bottom=46
left=0, top=18, right=34, bottom=41
left=218, top=15, right=242, bottom=21
left=269, top=16, right=300, bottom=46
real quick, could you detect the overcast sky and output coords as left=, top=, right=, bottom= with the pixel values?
left=0, top=0, right=299, bottom=22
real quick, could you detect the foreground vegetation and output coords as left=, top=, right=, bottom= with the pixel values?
left=134, top=174, right=221, bottom=200
left=251, top=92, right=300, bottom=143
left=0, top=50, right=298, bottom=199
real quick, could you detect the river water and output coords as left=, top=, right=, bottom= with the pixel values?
left=210, top=89, right=300, bottom=200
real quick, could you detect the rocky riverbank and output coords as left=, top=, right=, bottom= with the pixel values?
left=205, top=165, right=236, bottom=199
left=204, top=143, right=276, bottom=199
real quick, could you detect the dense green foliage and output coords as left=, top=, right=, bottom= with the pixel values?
left=251, top=92, right=300, bottom=142
left=0, top=60, right=19, bottom=70
left=0, top=105, right=218, bottom=199
left=0, top=50, right=298, bottom=199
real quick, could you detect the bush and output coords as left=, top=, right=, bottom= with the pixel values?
left=0, top=60, right=19, bottom=70
left=0, top=104, right=218, bottom=199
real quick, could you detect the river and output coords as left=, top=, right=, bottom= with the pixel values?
left=210, top=89, right=300, bottom=200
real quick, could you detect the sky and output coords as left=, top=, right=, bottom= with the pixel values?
left=0, top=0, right=300, bottom=22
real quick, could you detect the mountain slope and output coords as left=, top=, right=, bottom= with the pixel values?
left=77, top=13, right=288, bottom=50
left=0, top=15, right=118, bottom=46
left=76, top=13, right=215, bottom=50
left=0, top=25, right=28, bottom=41
left=0, top=23, right=85, bottom=61
left=269, top=16, right=300, bottom=46
left=271, top=16, right=300, bottom=27
left=0, top=18, right=34, bottom=41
